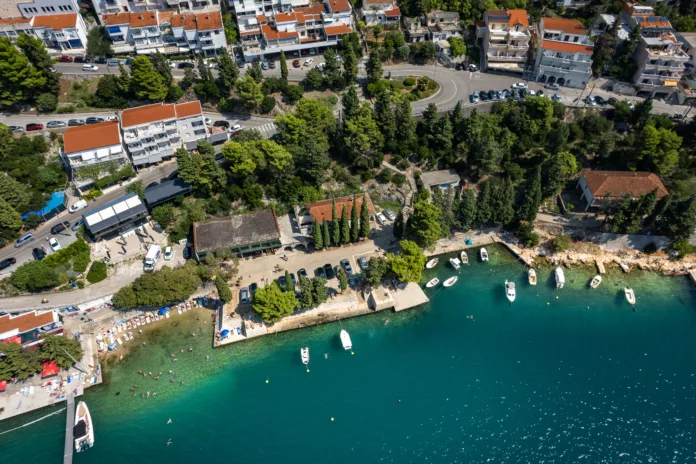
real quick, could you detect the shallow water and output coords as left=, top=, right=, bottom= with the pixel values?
left=3, top=245, right=696, bottom=463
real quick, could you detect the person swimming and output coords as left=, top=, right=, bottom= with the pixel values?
left=167, top=418, right=172, bottom=424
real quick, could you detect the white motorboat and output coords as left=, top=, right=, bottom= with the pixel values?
left=443, top=276, right=458, bottom=287
left=340, top=330, right=352, bottom=350
left=300, top=347, right=310, bottom=365
left=425, top=258, right=439, bottom=269
left=74, top=401, right=94, bottom=453
left=480, top=248, right=489, bottom=262
left=590, top=275, right=602, bottom=289
left=624, top=287, right=636, bottom=305
left=528, top=269, right=537, bottom=286
left=555, top=267, right=565, bottom=289
left=460, top=251, right=469, bottom=265
left=449, top=257, right=461, bottom=271
left=505, top=280, right=516, bottom=303
left=425, top=278, right=440, bottom=288
left=619, top=260, right=630, bottom=273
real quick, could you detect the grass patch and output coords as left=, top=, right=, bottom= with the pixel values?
left=378, top=200, right=402, bottom=211
left=86, top=261, right=107, bottom=284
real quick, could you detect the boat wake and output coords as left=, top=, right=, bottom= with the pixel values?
left=0, top=407, right=66, bottom=436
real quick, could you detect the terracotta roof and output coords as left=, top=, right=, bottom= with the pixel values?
left=543, top=17, right=586, bottom=35
left=295, top=3, right=326, bottom=15
left=171, top=11, right=223, bottom=31
left=104, top=11, right=157, bottom=27
left=385, top=6, right=401, bottom=16
left=507, top=9, right=528, bottom=27
left=306, top=194, right=374, bottom=223
left=275, top=12, right=299, bottom=23
left=157, top=10, right=177, bottom=23
left=636, top=16, right=672, bottom=29
left=103, top=12, right=129, bottom=25
left=175, top=101, right=202, bottom=119
left=31, top=13, right=77, bottom=29
left=0, top=17, right=30, bottom=25
left=324, top=23, right=352, bottom=35
left=0, top=311, right=55, bottom=337
left=581, top=169, right=668, bottom=199
left=542, top=40, right=593, bottom=54
left=121, top=103, right=176, bottom=128
left=256, top=14, right=268, bottom=23
left=328, top=0, right=351, bottom=12
left=63, top=121, right=120, bottom=154
left=261, top=23, right=298, bottom=40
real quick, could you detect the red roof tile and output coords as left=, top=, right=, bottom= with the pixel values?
left=103, top=11, right=157, bottom=27
left=175, top=101, right=202, bottom=119
left=507, top=9, right=528, bottom=27
left=543, top=17, right=586, bottom=35
left=261, top=23, right=298, bottom=40
left=0, top=17, right=30, bottom=25
left=121, top=103, right=176, bottom=128
left=324, top=23, right=352, bottom=35
left=171, top=11, right=222, bottom=31
left=385, top=6, right=401, bottom=16
left=0, top=311, right=55, bottom=337
left=31, top=13, right=77, bottom=29
left=328, top=0, right=351, bottom=12
left=542, top=40, right=593, bottom=54
left=306, top=194, right=374, bottom=223
left=581, top=169, right=668, bottom=199
left=63, top=121, right=120, bottom=154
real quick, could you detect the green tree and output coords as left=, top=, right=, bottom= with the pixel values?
left=312, top=218, right=323, bottom=249
left=292, top=138, right=329, bottom=184
left=360, top=197, right=371, bottom=239
left=366, top=49, right=383, bottom=85
left=448, top=37, right=466, bottom=57
left=10, top=260, right=58, bottom=292
left=350, top=196, right=359, bottom=242
left=280, top=50, right=289, bottom=84
left=166, top=84, right=184, bottom=102
left=394, top=98, right=417, bottom=155
left=0, top=37, right=47, bottom=108
left=197, top=56, right=209, bottom=83
left=112, top=265, right=202, bottom=309
left=284, top=269, right=292, bottom=291
left=322, top=220, right=330, bottom=249
left=457, top=188, right=477, bottom=230
left=86, top=261, right=107, bottom=283
left=365, top=257, right=389, bottom=287
left=332, top=199, right=341, bottom=245
left=393, top=208, right=404, bottom=238
left=342, top=46, right=358, bottom=86
left=217, top=48, right=239, bottom=90
left=312, top=277, right=329, bottom=305
left=180, top=67, right=196, bottom=90
left=116, top=63, right=131, bottom=94
left=0, top=342, right=40, bottom=381
left=658, top=195, right=696, bottom=241
left=389, top=240, right=426, bottom=282
left=39, top=334, right=83, bottom=370
left=374, top=90, right=397, bottom=151
left=248, top=61, right=263, bottom=83
left=0, top=196, right=22, bottom=247
left=0, top=173, right=31, bottom=212
left=298, top=276, right=314, bottom=308
left=340, top=205, right=350, bottom=244
left=304, top=69, right=324, bottom=89
left=216, top=278, right=233, bottom=303
left=284, top=84, right=304, bottom=104
left=544, top=151, right=578, bottom=196
left=409, top=199, right=442, bottom=247
left=343, top=102, right=384, bottom=168
left=130, top=56, right=167, bottom=101
left=125, top=180, right=145, bottom=199
left=337, top=266, right=348, bottom=293
left=150, top=52, right=173, bottom=86
left=342, top=85, right=360, bottom=121
left=636, top=124, right=681, bottom=176
left=519, top=165, right=542, bottom=222
left=85, top=26, right=113, bottom=57
left=175, top=145, right=225, bottom=196
left=17, top=34, right=53, bottom=71
left=235, top=74, right=264, bottom=109
left=477, top=180, right=492, bottom=224
left=551, top=234, right=572, bottom=252
left=252, top=282, right=298, bottom=322
left=222, top=13, right=238, bottom=42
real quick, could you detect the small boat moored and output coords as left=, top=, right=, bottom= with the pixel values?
left=555, top=267, right=565, bottom=289
left=425, top=278, right=440, bottom=288
left=340, top=330, right=352, bottom=350
left=624, top=287, right=636, bottom=305
left=460, top=251, right=469, bottom=265
left=74, top=401, right=94, bottom=453
left=505, top=280, right=516, bottom=303
left=449, top=257, right=461, bottom=271
left=443, top=276, right=458, bottom=287
left=425, top=257, right=439, bottom=269
left=619, top=260, right=631, bottom=273
left=300, top=347, right=310, bottom=365
left=480, top=248, right=489, bottom=262
left=590, top=275, right=602, bottom=289
left=528, top=269, right=537, bottom=286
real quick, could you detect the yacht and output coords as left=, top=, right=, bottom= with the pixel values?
left=449, top=257, right=461, bottom=271
left=480, top=248, right=489, bottom=262
left=528, top=269, right=537, bottom=286
left=74, top=401, right=94, bottom=453
left=555, top=267, right=565, bottom=289
left=340, top=330, right=352, bottom=350
left=301, top=347, right=310, bottom=365
left=505, top=280, right=516, bottom=303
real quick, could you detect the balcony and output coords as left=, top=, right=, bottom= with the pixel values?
left=647, top=49, right=689, bottom=61
left=70, top=153, right=127, bottom=168
left=508, top=43, right=528, bottom=50
left=488, top=55, right=526, bottom=62
left=489, top=28, right=508, bottom=36
left=123, top=131, right=138, bottom=142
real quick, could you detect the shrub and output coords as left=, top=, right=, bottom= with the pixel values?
left=56, top=105, right=76, bottom=114
left=360, top=169, right=376, bottom=181
left=11, top=261, right=59, bottom=292
left=83, top=189, right=103, bottom=201
left=260, top=96, right=276, bottom=114
left=284, top=84, right=304, bottom=104
left=261, top=77, right=286, bottom=95
left=36, top=93, right=58, bottom=112
left=76, top=280, right=85, bottom=289
left=551, top=234, right=572, bottom=252
left=86, top=261, right=107, bottom=283
left=389, top=80, right=405, bottom=92
left=392, top=173, right=407, bottom=187
left=403, top=77, right=416, bottom=86
left=328, top=95, right=338, bottom=105
left=378, top=168, right=392, bottom=183
left=44, top=239, right=91, bottom=271
left=216, top=278, right=233, bottom=303
left=396, top=159, right=410, bottom=171
left=516, top=222, right=539, bottom=248
left=112, top=265, right=202, bottom=309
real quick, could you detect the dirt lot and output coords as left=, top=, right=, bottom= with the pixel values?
left=58, top=76, right=100, bottom=104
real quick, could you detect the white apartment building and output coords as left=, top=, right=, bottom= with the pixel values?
left=532, top=17, right=593, bottom=89
left=478, top=9, right=530, bottom=74
left=120, top=101, right=207, bottom=167
left=621, top=0, right=688, bottom=98
left=91, top=0, right=218, bottom=20
left=61, top=121, right=131, bottom=190
left=236, top=0, right=353, bottom=60
left=0, top=12, right=87, bottom=50
left=103, top=10, right=226, bottom=56
left=360, top=0, right=400, bottom=26
left=424, top=10, right=461, bottom=41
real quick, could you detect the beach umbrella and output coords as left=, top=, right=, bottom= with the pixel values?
left=158, top=307, right=168, bottom=315
left=221, top=329, right=229, bottom=339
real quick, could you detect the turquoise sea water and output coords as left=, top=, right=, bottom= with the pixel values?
left=3, top=245, right=696, bottom=463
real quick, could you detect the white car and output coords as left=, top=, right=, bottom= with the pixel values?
left=229, top=124, right=242, bottom=133
left=527, top=89, right=536, bottom=96
left=105, top=116, right=118, bottom=121
left=376, top=213, right=388, bottom=225
left=68, top=199, right=88, bottom=213
left=204, top=118, right=213, bottom=126
left=585, top=96, right=597, bottom=106
left=546, top=83, right=560, bottom=91
left=304, top=58, right=313, bottom=66
left=511, top=82, right=528, bottom=90
left=82, top=64, right=99, bottom=72
left=164, top=246, right=173, bottom=260
left=49, top=237, right=61, bottom=252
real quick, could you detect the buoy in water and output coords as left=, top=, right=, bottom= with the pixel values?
left=306, top=369, right=310, bottom=373
left=351, top=351, right=354, bottom=355
left=265, top=379, right=269, bottom=384
left=330, top=417, right=334, bottom=422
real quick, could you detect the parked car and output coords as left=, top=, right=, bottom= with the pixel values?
left=164, top=246, right=173, bottom=260
left=94, top=57, right=107, bottom=64
left=71, top=218, right=85, bottom=231
left=32, top=247, right=46, bottom=260
left=585, top=96, right=597, bottom=106
left=229, top=123, right=242, bottom=133
left=261, top=61, right=269, bottom=70
left=82, top=64, right=99, bottom=72
left=488, top=90, right=497, bottom=100
left=9, top=125, right=24, bottom=133
left=314, top=266, right=326, bottom=279
left=183, top=246, right=193, bottom=260
left=58, top=55, right=73, bottom=62
left=479, top=90, right=489, bottom=101
left=25, top=123, right=43, bottom=131
left=240, top=287, right=250, bottom=304
left=358, top=256, right=368, bottom=271
left=68, top=199, right=88, bottom=213
left=86, top=117, right=104, bottom=124
left=501, top=89, right=511, bottom=99
left=298, top=268, right=309, bottom=280
left=292, top=59, right=301, bottom=68
left=213, top=120, right=230, bottom=129
left=0, top=257, right=16, bottom=270
left=545, top=82, right=560, bottom=91
left=528, top=89, right=537, bottom=96
left=376, top=213, right=387, bottom=225
left=323, top=263, right=335, bottom=279
left=15, top=233, right=35, bottom=248
left=50, top=221, right=70, bottom=234
left=340, top=258, right=353, bottom=276
left=106, top=59, right=119, bottom=67
left=68, top=119, right=85, bottom=126
left=469, top=64, right=478, bottom=72
left=47, top=121, right=67, bottom=128
left=469, top=93, right=479, bottom=103
left=551, top=94, right=562, bottom=102
left=250, top=282, right=258, bottom=298
left=607, top=97, right=618, bottom=105
left=511, top=82, right=527, bottom=90
left=278, top=275, right=287, bottom=288
left=268, top=60, right=276, bottom=69
left=594, top=96, right=607, bottom=106
left=48, top=237, right=61, bottom=252
left=303, top=58, right=313, bottom=66
left=237, top=60, right=246, bottom=69
left=178, top=62, right=195, bottom=69
left=384, top=209, right=396, bottom=221
left=74, top=56, right=90, bottom=63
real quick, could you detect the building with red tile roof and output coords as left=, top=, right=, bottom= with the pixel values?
left=360, top=0, right=400, bottom=26
left=532, top=17, right=593, bottom=89
left=0, top=11, right=87, bottom=51
left=480, top=9, right=530, bottom=73
left=577, top=170, right=669, bottom=211
left=0, top=310, right=61, bottom=350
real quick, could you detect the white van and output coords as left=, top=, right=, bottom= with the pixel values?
left=143, top=245, right=161, bottom=271
left=69, top=200, right=88, bottom=213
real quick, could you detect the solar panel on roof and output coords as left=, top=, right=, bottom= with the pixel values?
left=662, top=16, right=669, bottom=21
left=489, top=15, right=508, bottom=20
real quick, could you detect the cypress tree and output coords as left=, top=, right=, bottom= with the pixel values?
left=332, top=199, right=340, bottom=245
left=340, top=205, right=350, bottom=244
left=312, top=218, right=323, bottom=249
left=322, top=220, right=330, bottom=249
left=350, top=196, right=359, bottom=242
left=458, top=189, right=477, bottom=231
left=499, top=178, right=515, bottom=226
left=519, top=165, right=543, bottom=222
left=284, top=270, right=292, bottom=291
left=477, top=181, right=492, bottom=224
left=359, top=197, right=371, bottom=239
left=280, top=50, right=288, bottom=84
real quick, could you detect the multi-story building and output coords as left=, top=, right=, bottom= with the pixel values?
left=478, top=9, right=530, bottom=74
left=403, top=16, right=428, bottom=42
left=0, top=12, right=87, bottom=51
left=103, top=9, right=226, bottom=56
left=0, top=310, right=62, bottom=350
left=532, top=17, right=593, bottom=89
left=424, top=9, right=461, bottom=41
left=62, top=121, right=131, bottom=191
left=236, top=0, right=353, bottom=61
left=360, top=0, right=399, bottom=26
left=0, top=0, right=79, bottom=20
left=120, top=101, right=207, bottom=167
left=91, top=0, right=219, bottom=19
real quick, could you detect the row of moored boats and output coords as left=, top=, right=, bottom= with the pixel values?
left=300, top=329, right=352, bottom=367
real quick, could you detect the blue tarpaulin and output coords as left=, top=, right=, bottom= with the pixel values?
left=158, top=308, right=169, bottom=315
left=220, top=329, right=230, bottom=338
left=21, top=191, right=65, bottom=220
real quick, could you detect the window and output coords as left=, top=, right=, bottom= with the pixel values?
left=50, top=6, right=56, bottom=11
left=67, top=4, right=72, bottom=9
left=41, top=7, right=46, bottom=11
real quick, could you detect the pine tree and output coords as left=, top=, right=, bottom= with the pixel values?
left=197, top=56, right=208, bottom=82
left=280, top=50, right=288, bottom=84
left=350, top=196, right=359, bottom=242
left=393, top=208, right=404, bottom=238
left=342, top=85, right=359, bottom=121
left=217, top=48, right=239, bottom=89
left=298, top=276, right=314, bottom=308
left=340, top=205, right=350, bottom=244
left=477, top=181, right=492, bottom=224
left=374, top=91, right=397, bottom=152
left=342, top=46, right=358, bottom=86
left=359, top=197, right=371, bottom=239
left=395, top=98, right=417, bottom=155
left=284, top=270, right=292, bottom=291
left=312, top=218, right=323, bottom=249
left=519, top=165, right=542, bottom=222
left=499, top=178, right=515, bottom=225
left=322, top=220, right=330, bottom=249
left=338, top=267, right=348, bottom=293
left=130, top=56, right=167, bottom=100
left=458, top=189, right=477, bottom=230
left=366, top=48, right=383, bottom=84
left=332, top=199, right=340, bottom=245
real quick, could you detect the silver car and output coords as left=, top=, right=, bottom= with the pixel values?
left=383, top=209, right=396, bottom=221
left=376, top=213, right=387, bottom=225
left=47, top=121, right=67, bottom=128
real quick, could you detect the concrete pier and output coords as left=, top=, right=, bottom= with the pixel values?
left=63, top=393, right=74, bottom=464
left=689, top=269, right=696, bottom=286
left=392, top=283, right=430, bottom=312
left=595, top=259, right=606, bottom=274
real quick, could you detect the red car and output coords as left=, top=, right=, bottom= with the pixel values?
left=292, top=59, right=301, bottom=68
left=58, top=55, right=73, bottom=62
left=26, top=123, right=44, bottom=131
